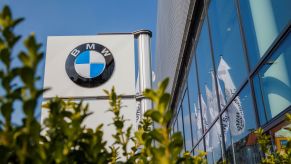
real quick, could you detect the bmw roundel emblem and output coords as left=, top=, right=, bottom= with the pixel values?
left=65, top=43, right=115, bottom=88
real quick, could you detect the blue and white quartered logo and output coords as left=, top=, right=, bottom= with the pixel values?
left=65, top=43, right=115, bottom=88
left=74, top=50, right=106, bottom=78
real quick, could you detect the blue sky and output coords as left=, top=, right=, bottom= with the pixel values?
left=0, top=0, right=157, bottom=124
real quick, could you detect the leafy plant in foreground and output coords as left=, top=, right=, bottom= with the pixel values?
left=0, top=5, right=45, bottom=163
left=104, top=79, right=207, bottom=164
left=254, top=113, right=291, bottom=164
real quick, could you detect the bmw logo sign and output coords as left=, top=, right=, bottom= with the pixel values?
left=65, top=43, right=115, bottom=88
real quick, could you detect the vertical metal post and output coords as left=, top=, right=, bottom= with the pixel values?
left=134, top=30, right=153, bottom=120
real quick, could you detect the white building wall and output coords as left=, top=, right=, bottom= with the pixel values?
left=155, top=0, right=190, bottom=91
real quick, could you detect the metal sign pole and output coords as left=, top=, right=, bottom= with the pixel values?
left=134, top=30, right=153, bottom=123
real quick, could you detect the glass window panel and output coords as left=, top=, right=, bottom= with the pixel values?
left=239, top=0, right=291, bottom=68
left=253, top=31, right=291, bottom=122
left=208, top=0, right=248, bottom=103
left=178, top=108, right=185, bottom=152
left=206, top=120, right=224, bottom=164
left=196, top=20, right=220, bottom=132
left=253, top=76, right=268, bottom=125
left=182, top=90, right=194, bottom=151
left=173, top=99, right=182, bottom=132
left=187, top=56, right=203, bottom=145
left=224, top=84, right=260, bottom=164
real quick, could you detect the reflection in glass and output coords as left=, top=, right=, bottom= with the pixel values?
left=187, top=56, right=203, bottom=144
left=205, top=71, right=221, bottom=130
left=206, top=120, right=224, bottom=164
left=272, top=121, right=291, bottom=152
left=254, top=32, right=291, bottom=123
left=192, top=103, right=203, bottom=146
left=208, top=0, right=248, bottom=96
left=196, top=19, right=219, bottom=129
left=217, top=57, right=246, bottom=136
left=182, top=90, right=194, bottom=151
left=224, top=84, right=260, bottom=164
left=239, top=0, right=291, bottom=68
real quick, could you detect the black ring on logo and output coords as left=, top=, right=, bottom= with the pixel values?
left=65, top=43, right=115, bottom=88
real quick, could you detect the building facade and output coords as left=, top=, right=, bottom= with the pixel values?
left=155, top=0, right=291, bottom=163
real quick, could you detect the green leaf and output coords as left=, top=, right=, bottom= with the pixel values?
left=10, top=34, right=21, bottom=47
left=103, top=89, right=109, bottom=95
left=114, top=120, right=124, bottom=129
left=170, top=132, right=183, bottom=146
left=11, top=67, right=21, bottom=77
left=24, top=34, right=38, bottom=53
left=2, top=75, right=11, bottom=91
left=0, top=70, right=3, bottom=78
left=126, top=126, right=132, bottom=138
left=18, top=51, right=30, bottom=66
left=144, top=109, right=154, bottom=117
left=12, top=17, right=24, bottom=28
left=35, top=88, right=50, bottom=98
left=8, top=87, right=22, bottom=99
left=23, top=99, right=37, bottom=116
left=143, top=89, right=157, bottom=101
left=0, top=6, right=12, bottom=28
left=2, top=28, right=19, bottom=47
left=150, top=111, right=162, bottom=123
left=1, top=102, right=13, bottom=120
left=163, top=111, right=172, bottom=124
left=149, top=129, right=164, bottom=143
left=20, top=66, right=34, bottom=86
left=157, top=78, right=169, bottom=94
left=1, top=6, right=12, bottom=19
left=0, top=47, right=10, bottom=67
left=157, top=93, right=170, bottom=113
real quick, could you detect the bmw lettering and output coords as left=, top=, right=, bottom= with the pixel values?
left=65, top=43, right=115, bottom=87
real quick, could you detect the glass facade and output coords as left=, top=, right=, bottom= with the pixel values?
left=254, top=32, right=291, bottom=124
left=239, top=0, right=291, bottom=68
left=169, top=0, right=291, bottom=163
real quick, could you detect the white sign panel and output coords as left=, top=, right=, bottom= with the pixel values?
left=43, top=35, right=135, bottom=98
left=42, top=34, right=137, bottom=150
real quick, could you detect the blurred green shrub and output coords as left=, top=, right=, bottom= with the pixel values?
left=254, top=113, right=291, bottom=164
left=0, top=5, right=207, bottom=164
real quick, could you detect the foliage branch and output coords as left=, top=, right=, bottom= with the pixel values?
left=254, top=113, right=291, bottom=164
